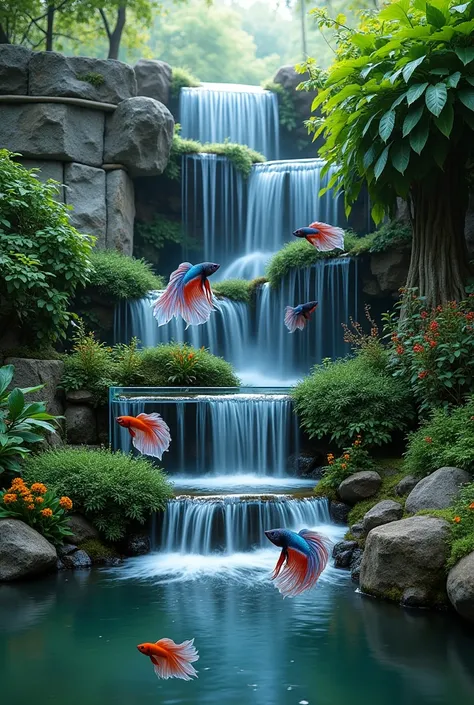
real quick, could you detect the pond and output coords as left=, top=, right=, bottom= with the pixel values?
left=1, top=559, right=473, bottom=705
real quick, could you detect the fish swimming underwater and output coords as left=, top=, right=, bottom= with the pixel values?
left=116, top=412, right=171, bottom=460
left=137, top=638, right=199, bottom=681
left=293, top=221, right=345, bottom=252
left=153, top=261, right=220, bottom=328
left=265, top=528, right=331, bottom=598
left=284, top=301, right=318, bottom=333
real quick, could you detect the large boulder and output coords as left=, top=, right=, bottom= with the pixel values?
left=6, top=357, right=64, bottom=418
left=17, top=159, right=65, bottom=202
left=28, top=52, right=137, bottom=103
left=273, top=65, right=317, bottom=144
left=405, top=467, right=470, bottom=514
left=105, top=169, right=135, bottom=254
left=0, top=519, right=57, bottom=581
left=0, top=45, right=31, bottom=95
left=65, top=404, right=97, bottom=445
left=64, top=163, right=106, bottom=244
left=370, top=247, right=411, bottom=295
left=395, top=475, right=419, bottom=497
left=67, top=514, right=99, bottom=544
left=104, top=96, right=174, bottom=177
left=360, top=516, right=450, bottom=606
left=1, top=103, right=104, bottom=166
left=134, top=59, right=172, bottom=106
left=338, top=471, right=382, bottom=505
left=329, top=500, right=351, bottom=525
left=447, top=552, right=474, bottom=622
left=362, top=499, right=403, bottom=533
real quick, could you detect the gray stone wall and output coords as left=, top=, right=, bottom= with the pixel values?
left=0, top=46, right=174, bottom=256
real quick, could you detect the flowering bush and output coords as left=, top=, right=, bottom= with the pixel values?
left=0, top=478, right=73, bottom=545
left=166, top=346, right=201, bottom=385
left=384, top=290, right=474, bottom=412
left=315, top=437, right=375, bottom=496
left=447, top=483, right=474, bottom=568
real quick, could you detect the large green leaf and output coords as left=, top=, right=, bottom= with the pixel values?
left=7, top=388, right=25, bottom=421
left=374, top=144, right=390, bottom=180
left=391, top=141, right=411, bottom=174
left=425, top=83, right=448, bottom=117
left=407, top=82, right=429, bottom=105
left=459, top=90, right=474, bottom=111
left=391, top=92, right=408, bottom=109
left=402, top=56, right=426, bottom=82
left=379, top=1, right=412, bottom=25
left=426, top=3, right=446, bottom=27
left=451, top=3, right=471, bottom=12
left=363, top=144, right=377, bottom=169
left=379, top=110, right=396, bottom=141
left=447, top=72, right=461, bottom=88
left=403, top=104, right=425, bottom=136
left=434, top=101, right=454, bottom=137
left=455, top=47, right=474, bottom=65
left=0, top=365, right=14, bottom=398
left=409, top=119, right=430, bottom=154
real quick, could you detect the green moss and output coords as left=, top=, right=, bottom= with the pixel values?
left=83, top=250, right=165, bottom=302
left=347, top=470, right=406, bottom=527
left=262, top=80, right=297, bottom=132
left=171, top=67, right=201, bottom=98
left=0, top=345, right=61, bottom=361
left=78, top=538, right=120, bottom=563
left=76, top=72, right=105, bottom=87
left=213, top=279, right=252, bottom=304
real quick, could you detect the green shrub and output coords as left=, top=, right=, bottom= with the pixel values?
left=135, top=215, right=183, bottom=253
left=170, top=67, right=201, bottom=98
left=293, top=349, right=414, bottom=448
left=368, top=220, right=412, bottom=254
left=138, top=343, right=240, bottom=387
left=262, top=80, right=297, bottom=131
left=403, top=400, right=474, bottom=478
left=23, top=446, right=174, bottom=542
left=0, top=150, right=93, bottom=343
left=83, top=250, right=164, bottom=302
left=78, top=538, right=120, bottom=563
left=315, top=437, right=375, bottom=498
left=213, top=279, right=252, bottom=304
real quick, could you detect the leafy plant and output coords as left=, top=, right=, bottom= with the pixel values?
left=139, top=343, right=240, bottom=388
left=315, top=435, right=375, bottom=496
left=262, top=79, right=297, bottom=131
left=368, top=219, right=412, bottom=253
left=135, top=215, right=183, bottom=251
left=23, top=447, right=174, bottom=542
left=304, top=0, right=474, bottom=305
left=166, top=346, right=200, bottom=384
left=76, top=72, right=105, bottom=87
left=292, top=350, right=414, bottom=448
left=342, top=304, right=387, bottom=370
left=0, top=150, right=94, bottom=343
left=213, top=279, right=252, bottom=303
left=61, top=323, right=115, bottom=406
left=0, top=477, right=73, bottom=545
left=80, top=250, right=164, bottom=303
left=0, top=364, right=60, bottom=479
left=448, top=483, right=474, bottom=566
left=170, top=67, right=201, bottom=98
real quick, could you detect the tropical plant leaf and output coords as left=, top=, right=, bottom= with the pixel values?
left=407, top=82, right=429, bottom=105
left=455, top=47, right=474, bottom=66
left=363, top=144, right=377, bottom=169
left=459, top=90, right=474, bottom=111
left=426, top=3, right=447, bottom=28
left=425, top=83, right=448, bottom=117
left=374, top=145, right=390, bottom=180
left=434, top=101, right=454, bottom=137
left=402, top=56, right=426, bottom=82
left=391, top=142, right=411, bottom=174
left=447, top=72, right=461, bottom=88
left=409, top=119, right=430, bottom=154
left=403, top=104, right=425, bottom=136
left=7, top=388, right=25, bottom=421
left=379, top=110, right=396, bottom=141
left=0, top=365, right=14, bottom=397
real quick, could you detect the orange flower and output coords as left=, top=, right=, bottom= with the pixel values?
left=40, top=508, right=53, bottom=517
left=3, top=493, right=17, bottom=504
left=453, top=516, right=461, bottom=524
left=424, top=437, right=433, bottom=444
left=27, top=504, right=35, bottom=510
left=341, top=463, right=347, bottom=470
left=31, top=483, right=47, bottom=495
left=343, top=454, right=350, bottom=460
left=22, top=494, right=34, bottom=504
left=59, top=496, right=73, bottom=511
left=469, top=502, right=474, bottom=510
left=10, top=478, right=26, bottom=490
left=418, top=371, right=428, bottom=379
left=35, top=496, right=44, bottom=504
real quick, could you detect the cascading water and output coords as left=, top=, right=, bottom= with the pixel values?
left=180, top=83, right=280, bottom=159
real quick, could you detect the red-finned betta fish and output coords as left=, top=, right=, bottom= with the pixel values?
left=137, top=638, right=199, bottom=681
left=284, top=300, right=318, bottom=333
left=153, top=262, right=220, bottom=328
left=293, top=221, right=345, bottom=252
left=116, top=412, right=171, bottom=460
left=265, top=528, right=331, bottom=598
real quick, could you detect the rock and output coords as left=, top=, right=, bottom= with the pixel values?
left=338, top=471, right=382, bottom=505
left=333, top=540, right=357, bottom=569
left=0, top=45, right=31, bottom=95
left=350, top=522, right=365, bottom=539
left=61, top=549, right=92, bottom=569
left=405, top=467, right=470, bottom=514
left=105, top=169, right=135, bottom=254
left=329, top=501, right=351, bottom=524
left=66, top=389, right=94, bottom=404
left=289, top=452, right=320, bottom=477
left=1, top=103, right=104, bottom=167
left=65, top=404, right=97, bottom=445
left=17, top=159, right=65, bottom=202
left=360, top=516, right=450, bottom=606
left=67, top=514, right=99, bottom=544
left=64, top=163, right=106, bottom=243
left=273, top=65, right=317, bottom=142
left=395, top=475, right=419, bottom=497
left=134, top=59, right=172, bottom=105
left=362, top=500, right=403, bottom=533
left=29, top=52, right=137, bottom=104
left=6, top=357, right=64, bottom=418
left=370, top=248, right=411, bottom=295
left=57, top=543, right=78, bottom=558
left=104, top=96, right=174, bottom=177
left=56, top=558, right=66, bottom=571
left=350, top=548, right=363, bottom=584
left=124, top=534, right=151, bottom=556
left=0, top=519, right=57, bottom=581
left=447, top=552, right=474, bottom=622
left=401, top=587, right=430, bottom=608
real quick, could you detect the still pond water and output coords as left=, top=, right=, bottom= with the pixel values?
left=1, top=560, right=473, bottom=705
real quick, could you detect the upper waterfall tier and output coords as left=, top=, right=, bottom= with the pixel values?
left=180, top=83, right=279, bottom=159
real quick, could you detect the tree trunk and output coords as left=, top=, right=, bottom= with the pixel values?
left=406, top=153, right=470, bottom=307
left=46, top=5, right=55, bottom=51
left=0, top=24, right=10, bottom=43
left=108, top=6, right=126, bottom=60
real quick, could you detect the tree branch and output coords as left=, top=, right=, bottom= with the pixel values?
left=99, top=9, right=112, bottom=39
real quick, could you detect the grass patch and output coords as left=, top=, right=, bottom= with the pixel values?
left=213, top=279, right=252, bottom=303
left=171, top=67, right=201, bottom=98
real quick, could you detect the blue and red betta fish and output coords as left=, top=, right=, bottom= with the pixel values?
left=265, top=528, right=331, bottom=598
left=153, top=262, right=220, bottom=328
left=293, top=221, right=345, bottom=252
left=284, top=300, right=318, bottom=333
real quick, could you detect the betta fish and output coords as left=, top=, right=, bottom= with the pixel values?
left=265, top=528, right=331, bottom=598
left=153, top=262, right=220, bottom=328
left=293, top=221, right=345, bottom=252
left=116, top=412, right=171, bottom=460
left=137, top=638, right=199, bottom=681
left=284, top=300, right=318, bottom=333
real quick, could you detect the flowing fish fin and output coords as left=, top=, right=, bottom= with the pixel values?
left=284, top=306, right=307, bottom=333
left=272, top=531, right=331, bottom=598
left=153, top=263, right=193, bottom=326
left=182, top=276, right=216, bottom=328
left=298, top=530, right=331, bottom=591
left=151, top=638, right=199, bottom=681
left=271, top=548, right=287, bottom=579
left=307, top=222, right=345, bottom=252
left=132, top=412, right=171, bottom=460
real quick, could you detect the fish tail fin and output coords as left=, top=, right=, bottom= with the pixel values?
left=182, top=276, right=216, bottom=328
left=132, top=412, right=171, bottom=460
left=153, top=263, right=193, bottom=326
left=298, top=529, right=331, bottom=590
left=152, top=638, right=199, bottom=681
left=307, top=222, right=345, bottom=252
left=271, top=548, right=287, bottom=579
left=272, top=531, right=331, bottom=598
left=284, top=306, right=307, bottom=333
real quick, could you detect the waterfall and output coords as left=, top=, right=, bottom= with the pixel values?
left=156, top=496, right=331, bottom=554
left=180, top=83, right=280, bottom=159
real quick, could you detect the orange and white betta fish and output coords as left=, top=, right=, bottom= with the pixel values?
left=284, top=300, right=318, bottom=333
left=153, top=262, right=220, bottom=328
left=137, top=638, right=199, bottom=681
left=293, top=221, right=345, bottom=252
left=265, top=528, right=331, bottom=598
left=116, top=412, right=171, bottom=460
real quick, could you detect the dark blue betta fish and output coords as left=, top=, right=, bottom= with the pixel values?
left=153, top=262, right=220, bottom=328
left=265, top=528, right=331, bottom=598
left=284, top=301, right=318, bottom=333
left=293, top=221, right=345, bottom=252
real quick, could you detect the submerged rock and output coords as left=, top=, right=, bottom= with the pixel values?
left=362, top=500, right=403, bottom=533
left=405, top=467, right=470, bottom=514
left=338, top=471, right=382, bottom=505
left=447, top=552, right=474, bottom=622
left=61, top=549, right=92, bottom=569
left=0, top=519, right=57, bottom=581
left=350, top=548, right=364, bottom=584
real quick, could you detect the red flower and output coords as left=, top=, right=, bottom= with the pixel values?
left=413, top=344, right=424, bottom=353
left=425, top=436, right=433, bottom=444
left=396, top=345, right=404, bottom=355
left=465, top=312, right=474, bottom=322
left=420, top=311, right=428, bottom=319
left=418, top=371, right=428, bottom=379
left=429, top=340, right=437, bottom=348
left=429, top=321, right=439, bottom=332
